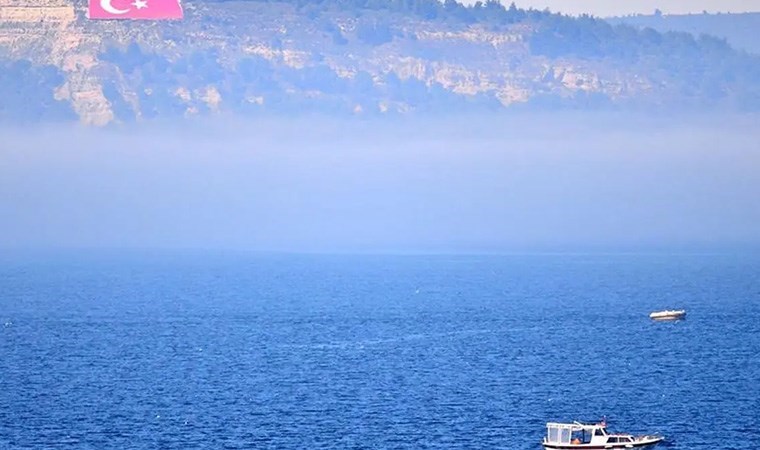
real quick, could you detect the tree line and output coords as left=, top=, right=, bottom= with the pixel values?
left=0, top=59, right=75, bottom=123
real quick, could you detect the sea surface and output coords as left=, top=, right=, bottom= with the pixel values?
left=1, top=251, right=758, bottom=449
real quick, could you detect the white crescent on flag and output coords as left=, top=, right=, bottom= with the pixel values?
left=100, top=0, right=130, bottom=15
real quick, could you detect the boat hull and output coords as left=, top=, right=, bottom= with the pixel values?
left=543, top=437, right=663, bottom=449
left=649, top=310, right=686, bottom=321
left=650, top=315, right=685, bottom=321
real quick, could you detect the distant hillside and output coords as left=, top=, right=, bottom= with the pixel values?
left=606, top=12, right=760, bottom=55
left=1, top=0, right=759, bottom=125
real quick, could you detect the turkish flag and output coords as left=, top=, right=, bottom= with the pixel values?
left=88, top=0, right=183, bottom=20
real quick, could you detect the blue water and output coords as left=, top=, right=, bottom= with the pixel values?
left=1, top=252, right=759, bottom=449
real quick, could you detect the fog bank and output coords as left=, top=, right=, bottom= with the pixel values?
left=1, top=113, right=759, bottom=253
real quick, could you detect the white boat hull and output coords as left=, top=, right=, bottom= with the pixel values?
left=649, top=310, right=686, bottom=321
left=543, top=436, right=664, bottom=449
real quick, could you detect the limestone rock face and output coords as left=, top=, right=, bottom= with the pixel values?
left=0, top=1, right=752, bottom=125
left=1, top=0, right=113, bottom=124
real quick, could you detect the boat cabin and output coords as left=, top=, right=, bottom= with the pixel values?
left=545, top=422, right=610, bottom=446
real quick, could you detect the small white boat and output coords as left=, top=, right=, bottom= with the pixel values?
left=542, top=420, right=664, bottom=449
left=649, top=309, right=686, bottom=321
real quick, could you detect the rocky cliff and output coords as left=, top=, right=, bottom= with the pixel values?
left=1, top=0, right=758, bottom=125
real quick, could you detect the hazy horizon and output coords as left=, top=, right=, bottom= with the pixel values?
left=2, top=112, right=759, bottom=254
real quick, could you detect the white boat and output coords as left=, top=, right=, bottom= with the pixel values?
left=542, top=421, right=664, bottom=449
left=649, top=309, right=686, bottom=321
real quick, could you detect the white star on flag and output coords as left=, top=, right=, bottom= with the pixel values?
left=132, top=0, right=148, bottom=9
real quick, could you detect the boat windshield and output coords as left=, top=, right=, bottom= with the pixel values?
left=546, top=424, right=573, bottom=444
left=571, top=429, right=592, bottom=444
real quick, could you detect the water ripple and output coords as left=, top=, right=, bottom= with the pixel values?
left=1, top=252, right=758, bottom=449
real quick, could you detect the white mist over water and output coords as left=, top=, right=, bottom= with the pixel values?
left=1, top=113, right=759, bottom=253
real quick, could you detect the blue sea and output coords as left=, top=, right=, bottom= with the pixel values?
left=1, top=251, right=758, bottom=449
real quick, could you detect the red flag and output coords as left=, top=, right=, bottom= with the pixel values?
left=88, top=0, right=183, bottom=20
